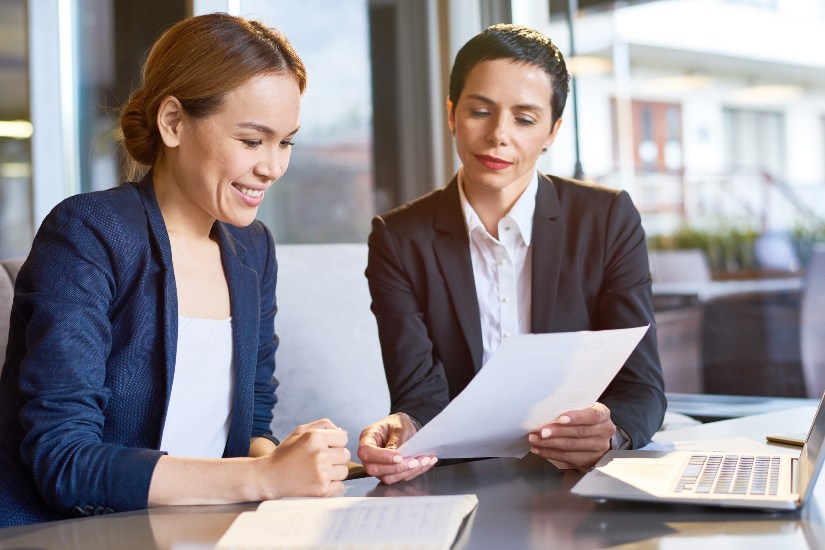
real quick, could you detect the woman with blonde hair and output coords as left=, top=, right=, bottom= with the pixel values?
left=0, top=13, right=348, bottom=526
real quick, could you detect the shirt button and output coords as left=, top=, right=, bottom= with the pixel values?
left=504, top=225, right=511, bottom=231
left=499, top=259, right=507, bottom=266
left=501, top=297, right=509, bottom=304
left=503, top=332, right=511, bottom=338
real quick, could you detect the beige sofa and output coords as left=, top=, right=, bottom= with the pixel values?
left=0, top=248, right=389, bottom=457
left=0, top=258, right=24, bottom=369
left=1, top=246, right=694, bottom=455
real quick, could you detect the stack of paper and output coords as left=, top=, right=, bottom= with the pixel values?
left=216, top=494, right=478, bottom=550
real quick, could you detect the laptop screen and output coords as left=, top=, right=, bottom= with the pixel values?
left=799, top=392, right=825, bottom=504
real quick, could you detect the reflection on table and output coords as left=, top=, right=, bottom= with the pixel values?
left=3, top=405, right=825, bottom=549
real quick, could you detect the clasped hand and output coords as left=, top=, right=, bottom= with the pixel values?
left=261, top=418, right=350, bottom=498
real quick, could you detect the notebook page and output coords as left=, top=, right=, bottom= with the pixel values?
left=216, top=495, right=478, bottom=550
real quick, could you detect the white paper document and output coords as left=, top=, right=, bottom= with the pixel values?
left=215, top=494, right=478, bottom=550
left=398, top=325, right=649, bottom=459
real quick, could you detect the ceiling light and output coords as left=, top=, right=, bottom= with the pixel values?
left=728, top=85, right=804, bottom=105
left=0, top=162, right=31, bottom=178
left=0, top=120, right=33, bottom=139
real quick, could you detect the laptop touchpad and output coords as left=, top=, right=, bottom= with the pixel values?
left=597, top=460, right=678, bottom=494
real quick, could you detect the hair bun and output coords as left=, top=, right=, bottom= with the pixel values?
left=119, top=90, right=158, bottom=167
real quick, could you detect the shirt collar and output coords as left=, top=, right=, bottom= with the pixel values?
left=458, top=169, right=539, bottom=246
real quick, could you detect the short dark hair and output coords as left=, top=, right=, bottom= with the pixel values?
left=448, top=24, right=570, bottom=125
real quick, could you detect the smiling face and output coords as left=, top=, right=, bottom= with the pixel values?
left=448, top=58, right=561, bottom=205
left=155, top=72, right=301, bottom=232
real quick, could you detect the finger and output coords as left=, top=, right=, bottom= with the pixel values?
left=357, top=442, right=403, bottom=466
left=292, top=418, right=339, bottom=437
left=379, top=460, right=436, bottom=485
left=557, top=403, right=610, bottom=425
left=362, top=454, right=431, bottom=478
left=330, top=464, right=350, bottom=481
left=363, top=459, right=413, bottom=478
left=326, top=446, right=351, bottom=465
left=310, top=428, right=349, bottom=448
left=529, top=421, right=615, bottom=444
left=530, top=434, right=612, bottom=452
left=305, top=418, right=340, bottom=430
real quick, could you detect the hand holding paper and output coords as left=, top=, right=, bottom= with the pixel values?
left=357, top=413, right=437, bottom=484
left=527, top=402, right=617, bottom=469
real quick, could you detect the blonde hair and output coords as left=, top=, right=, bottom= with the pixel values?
left=119, top=13, right=306, bottom=179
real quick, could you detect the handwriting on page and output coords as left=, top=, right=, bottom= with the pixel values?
left=216, top=495, right=478, bottom=550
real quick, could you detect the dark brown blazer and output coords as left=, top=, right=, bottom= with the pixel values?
left=366, top=173, right=666, bottom=448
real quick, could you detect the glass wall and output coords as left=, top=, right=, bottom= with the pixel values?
left=8, top=0, right=825, bottom=397
left=530, top=0, right=825, bottom=237
left=518, top=0, right=825, bottom=397
left=0, top=0, right=32, bottom=259
left=237, top=0, right=375, bottom=243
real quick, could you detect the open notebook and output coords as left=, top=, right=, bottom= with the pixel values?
left=572, top=392, right=825, bottom=511
left=216, top=494, right=478, bottom=550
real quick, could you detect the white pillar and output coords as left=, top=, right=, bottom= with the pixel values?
left=28, top=0, right=80, bottom=227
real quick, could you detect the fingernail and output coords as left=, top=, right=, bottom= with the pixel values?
left=407, top=459, right=421, bottom=469
left=528, top=434, right=538, bottom=443
left=392, top=455, right=403, bottom=464
left=530, top=447, right=539, bottom=454
left=420, top=457, right=431, bottom=466
left=557, top=416, right=571, bottom=424
left=431, top=457, right=438, bottom=464
left=541, top=428, right=552, bottom=438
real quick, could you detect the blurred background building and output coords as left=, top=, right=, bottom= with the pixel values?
left=1, top=0, right=824, bottom=398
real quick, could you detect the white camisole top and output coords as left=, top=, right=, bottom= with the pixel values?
left=159, top=316, right=234, bottom=458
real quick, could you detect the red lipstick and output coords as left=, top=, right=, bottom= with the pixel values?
left=475, top=154, right=512, bottom=171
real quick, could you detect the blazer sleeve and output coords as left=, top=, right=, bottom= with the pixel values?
left=366, top=216, right=451, bottom=425
left=14, top=199, right=163, bottom=515
left=595, top=191, right=666, bottom=448
left=252, top=222, right=279, bottom=440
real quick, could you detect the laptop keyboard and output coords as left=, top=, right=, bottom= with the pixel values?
left=674, top=454, right=781, bottom=496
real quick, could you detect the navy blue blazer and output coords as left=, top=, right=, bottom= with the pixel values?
left=366, top=174, right=666, bottom=449
left=0, top=175, right=279, bottom=526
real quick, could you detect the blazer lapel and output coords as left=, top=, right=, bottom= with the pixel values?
left=433, top=178, right=484, bottom=371
left=138, top=175, right=178, bottom=439
left=213, top=223, right=259, bottom=457
left=531, top=174, right=564, bottom=333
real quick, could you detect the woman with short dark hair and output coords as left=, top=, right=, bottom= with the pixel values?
left=358, top=24, right=665, bottom=484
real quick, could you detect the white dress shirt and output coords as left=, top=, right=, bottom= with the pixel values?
left=458, top=170, right=629, bottom=449
left=459, top=170, right=537, bottom=366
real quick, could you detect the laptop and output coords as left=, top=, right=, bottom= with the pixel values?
left=572, top=392, right=825, bottom=511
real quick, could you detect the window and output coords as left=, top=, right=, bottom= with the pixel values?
left=724, top=108, right=786, bottom=178
left=225, top=0, right=375, bottom=243
left=0, top=0, right=32, bottom=259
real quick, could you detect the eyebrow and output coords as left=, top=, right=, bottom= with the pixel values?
left=236, top=122, right=301, bottom=137
left=465, top=94, right=545, bottom=113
